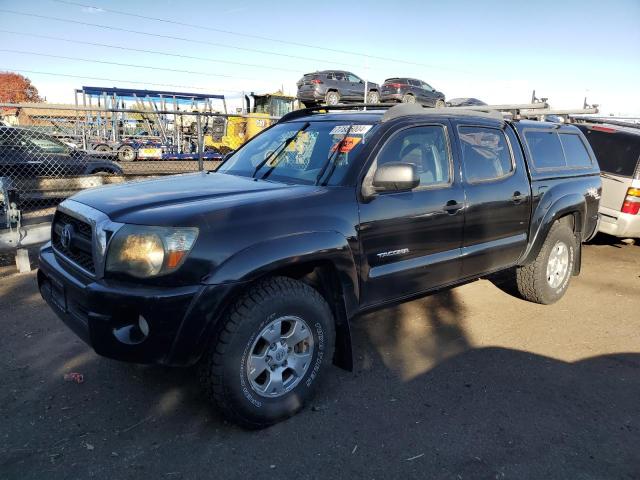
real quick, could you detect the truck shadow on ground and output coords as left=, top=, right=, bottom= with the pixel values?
left=3, top=280, right=639, bottom=478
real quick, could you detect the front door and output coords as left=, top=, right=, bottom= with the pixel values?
left=454, top=122, right=531, bottom=277
left=358, top=122, right=465, bottom=307
left=347, top=73, right=365, bottom=101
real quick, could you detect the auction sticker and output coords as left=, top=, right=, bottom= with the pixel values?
left=330, top=124, right=373, bottom=135
left=331, top=136, right=361, bottom=153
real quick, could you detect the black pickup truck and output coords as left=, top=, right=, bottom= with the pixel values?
left=38, top=104, right=601, bottom=428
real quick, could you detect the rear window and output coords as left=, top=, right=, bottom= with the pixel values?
left=524, top=130, right=565, bottom=169
left=559, top=133, right=593, bottom=168
left=582, top=128, right=640, bottom=177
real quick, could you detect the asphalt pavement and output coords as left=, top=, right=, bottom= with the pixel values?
left=0, top=235, right=638, bottom=479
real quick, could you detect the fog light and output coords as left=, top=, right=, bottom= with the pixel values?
left=138, top=315, right=150, bottom=337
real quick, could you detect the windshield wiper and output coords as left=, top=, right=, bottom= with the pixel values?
left=315, top=123, right=354, bottom=185
left=252, top=122, right=310, bottom=179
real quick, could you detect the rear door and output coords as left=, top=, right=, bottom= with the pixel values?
left=358, top=121, right=465, bottom=306
left=346, top=73, right=365, bottom=101
left=454, top=121, right=531, bottom=277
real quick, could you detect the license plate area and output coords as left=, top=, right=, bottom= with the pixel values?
left=50, top=277, right=67, bottom=312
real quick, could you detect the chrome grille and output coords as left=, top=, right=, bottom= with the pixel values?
left=52, top=210, right=95, bottom=274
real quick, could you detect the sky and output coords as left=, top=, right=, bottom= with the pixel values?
left=0, top=0, right=639, bottom=115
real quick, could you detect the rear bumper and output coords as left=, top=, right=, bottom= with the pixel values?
left=296, top=87, right=325, bottom=102
left=380, top=92, right=403, bottom=102
left=38, top=244, right=240, bottom=366
left=598, top=206, right=640, bottom=238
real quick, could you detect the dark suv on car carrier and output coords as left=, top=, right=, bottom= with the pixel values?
left=296, top=70, right=380, bottom=106
left=380, top=78, right=445, bottom=107
left=38, top=103, right=600, bottom=428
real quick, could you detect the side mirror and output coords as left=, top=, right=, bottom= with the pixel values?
left=372, top=162, right=420, bottom=192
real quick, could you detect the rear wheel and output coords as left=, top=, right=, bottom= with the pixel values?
left=117, top=145, right=136, bottom=162
left=402, top=93, right=416, bottom=103
left=516, top=221, right=577, bottom=304
left=94, top=144, right=111, bottom=153
left=325, top=91, right=340, bottom=106
left=367, top=90, right=380, bottom=104
left=199, top=277, right=335, bottom=428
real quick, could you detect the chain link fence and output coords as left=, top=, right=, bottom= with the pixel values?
left=0, top=103, right=280, bottom=265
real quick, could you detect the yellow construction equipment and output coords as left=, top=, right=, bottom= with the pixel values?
left=205, top=91, right=298, bottom=154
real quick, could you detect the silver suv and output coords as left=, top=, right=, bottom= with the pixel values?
left=296, top=70, right=380, bottom=107
left=577, top=122, right=640, bottom=238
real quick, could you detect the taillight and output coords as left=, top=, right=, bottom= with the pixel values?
left=591, top=125, right=616, bottom=133
left=621, top=187, right=640, bottom=215
left=311, top=79, right=323, bottom=84
left=385, top=83, right=405, bottom=88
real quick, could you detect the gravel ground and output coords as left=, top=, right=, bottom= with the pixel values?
left=0, top=235, right=638, bottom=479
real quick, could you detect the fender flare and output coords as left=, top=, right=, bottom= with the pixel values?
left=519, top=192, right=586, bottom=265
left=201, top=231, right=360, bottom=370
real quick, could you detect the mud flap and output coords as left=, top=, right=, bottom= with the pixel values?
left=573, top=233, right=582, bottom=275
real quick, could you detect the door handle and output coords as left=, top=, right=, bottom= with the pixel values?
left=511, top=191, right=526, bottom=204
left=443, top=200, right=463, bottom=214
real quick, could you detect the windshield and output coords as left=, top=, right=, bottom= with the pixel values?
left=218, top=121, right=377, bottom=185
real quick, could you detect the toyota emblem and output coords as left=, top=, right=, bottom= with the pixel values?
left=60, top=224, right=73, bottom=250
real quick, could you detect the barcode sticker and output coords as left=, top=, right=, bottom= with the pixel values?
left=330, top=125, right=373, bottom=135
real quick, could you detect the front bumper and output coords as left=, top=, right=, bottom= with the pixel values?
left=38, top=244, right=238, bottom=366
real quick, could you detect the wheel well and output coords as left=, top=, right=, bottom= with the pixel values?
left=256, top=261, right=353, bottom=370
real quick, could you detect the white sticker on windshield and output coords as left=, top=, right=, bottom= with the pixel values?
left=330, top=124, right=373, bottom=135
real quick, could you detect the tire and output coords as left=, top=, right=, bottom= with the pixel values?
left=435, top=99, right=445, bottom=108
left=325, top=91, right=340, bottom=106
left=94, top=144, right=111, bottom=152
left=402, top=93, right=416, bottom=104
left=117, top=145, right=136, bottom=162
left=367, top=90, right=380, bottom=104
left=199, top=276, right=335, bottom=428
left=516, top=221, right=577, bottom=304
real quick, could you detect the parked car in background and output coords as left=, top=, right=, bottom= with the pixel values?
left=296, top=70, right=380, bottom=106
left=576, top=122, right=640, bottom=238
left=0, top=127, right=123, bottom=177
left=380, top=78, right=445, bottom=107
left=446, top=98, right=488, bottom=107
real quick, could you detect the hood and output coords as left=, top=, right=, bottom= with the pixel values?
left=70, top=172, right=298, bottom=224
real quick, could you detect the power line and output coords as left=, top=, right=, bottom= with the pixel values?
left=0, top=30, right=301, bottom=74
left=53, top=0, right=465, bottom=72
left=0, top=68, right=246, bottom=94
left=0, top=49, right=261, bottom=81
left=0, top=9, right=353, bottom=68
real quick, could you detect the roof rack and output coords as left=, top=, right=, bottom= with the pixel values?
left=569, top=116, right=640, bottom=130
left=278, top=103, right=396, bottom=123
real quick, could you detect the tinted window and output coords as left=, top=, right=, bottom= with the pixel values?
left=459, top=126, right=513, bottom=182
left=582, top=129, right=640, bottom=177
left=524, top=130, right=565, bottom=169
left=408, top=80, right=420, bottom=87
left=347, top=74, right=361, bottom=83
left=376, top=126, right=450, bottom=187
left=334, top=72, right=346, bottom=81
left=559, top=133, right=592, bottom=168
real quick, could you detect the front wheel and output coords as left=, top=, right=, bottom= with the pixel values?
left=199, top=277, right=335, bottom=428
left=435, top=99, right=445, bottom=108
left=516, top=221, right=577, bottom=304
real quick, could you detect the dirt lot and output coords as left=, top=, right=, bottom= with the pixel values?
left=1, top=236, right=638, bottom=479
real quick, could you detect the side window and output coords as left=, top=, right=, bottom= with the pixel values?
left=559, top=133, right=592, bottom=168
left=422, top=82, right=433, bottom=91
left=459, top=126, right=513, bottom=182
left=408, top=79, right=420, bottom=87
left=583, top=129, right=640, bottom=176
left=347, top=74, right=361, bottom=83
left=524, top=130, right=565, bottom=169
left=334, top=72, right=346, bottom=81
left=376, top=126, right=451, bottom=187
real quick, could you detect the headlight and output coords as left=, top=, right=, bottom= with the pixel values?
left=106, top=225, right=198, bottom=278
